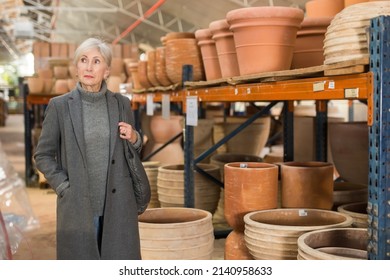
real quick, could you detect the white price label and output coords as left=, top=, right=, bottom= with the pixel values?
left=186, top=96, right=198, bottom=126
left=162, top=94, right=170, bottom=119
left=146, top=94, right=154, bottom=116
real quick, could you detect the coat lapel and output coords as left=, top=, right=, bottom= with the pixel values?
left=67, top=89, right=87, bottom=166
left=107, top=92, right=120, bottom=159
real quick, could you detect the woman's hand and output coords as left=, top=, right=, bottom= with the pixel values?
left=118, top=122, right=137, bottom=144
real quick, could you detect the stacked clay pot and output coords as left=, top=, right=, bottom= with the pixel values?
left=155, top=47, right=172, bottom=86
left=195, top=28, right=222, bottom=81
left=224, top=162, right=278, bottom=260
left=146, top=50, right=160, bottom=87
left=209, top=19, right=240, bottom=78
left=137, top=60, right=153, bottom=89
left=226, top=6, right=304, bottom=75
left=305, top=0, right=344, bottom=18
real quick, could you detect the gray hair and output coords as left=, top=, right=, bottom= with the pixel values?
left=73, top=37, right=112, bottom=67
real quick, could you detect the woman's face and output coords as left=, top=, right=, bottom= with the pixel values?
left=76, top=47, right=110, bottom=92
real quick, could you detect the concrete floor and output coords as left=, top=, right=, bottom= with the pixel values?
left=0, top=114, right=225, bottom=260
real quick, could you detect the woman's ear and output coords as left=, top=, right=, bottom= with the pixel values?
left=104, top=67, right=111, bottom=80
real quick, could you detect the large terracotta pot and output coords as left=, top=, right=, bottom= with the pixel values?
left=328, top=121, right=368, bottom=185
left=142, top=161, right=161, bottom=208
left=149, top=115, right=184, bottom=165
left=291, top=17, right=332, bottom=69
left=224, top=162, right=278, bottom=231
left=280, top=161, right=334, bottom=210
left=345, top=0, right=368, bottom=7
left=225, top=230, right=253, bottom=260
left=195, top=28, right=222, bottom=81
left=305, top=0, right=345, bottom=18
left=146, top=50, right=160, bottom=87
left=137, top=60, right=153, bottom=89
left=333, top=181, right=368, bottom=210
left=226, top=6, right=304, bottom=75
left=155, top=47, right=172, bottom=86
left=244, top=208, right=353, bottom=260
left=128, top=61, right=142, bottom=90
left=297, top=228, right=367, bottom=260
left=27, top=77, right=44, bottom=94
left=138, top=207, right=214, bottom=260
left=209, top=19, right=240, bottom=78
left=337, top=202, right=368, bottom=228
left=157, top=163, right=221, bottom=214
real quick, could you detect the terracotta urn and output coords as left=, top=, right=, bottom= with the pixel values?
left=128, top=61, right=142, bottom=90
left=155, top=47, right=172, bottom=86
left=291, top=17, right=332, bottom=69
left=305, top=0, right=345, bottom=18
left=224, top=162, right=279, bottom=231
left=27, top=77, right=44, bottom=94
left=137, top=60, right=153, bottom=89
left=146, top=50, right=160, bottom=87
left=209, top=19, right=240, bottom=78
left=226, top=6, right=304, bottom=75
left=280, top=161, right=334, bottom=210
left=195, top=28, right=222, bottom=81
left=344, top=0, right=368, bottom=7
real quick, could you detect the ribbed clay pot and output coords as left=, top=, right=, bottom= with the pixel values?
left=225, top=230, right=253, bottom=260
left=333, top=181, right=368, bottom=210
left=155, top=47, right=172, bottom=86
left=291, top=17, right=332, bottom=69
left=328, top=121, right=368, bottom=185
left=244, top=208, right=353, bottom=260
left=27, top=77, right=44, bottom=94
left=345, top=0, right=368, bottom=7
left=157, top=163, right=221, bottom=214
left=209, top=19, right=240, bottom=78
left=226, top=6, right=304, bottom=75
left=224, top=162, right=278, bottom=232
left=128, top=61, right=142, bottom=90
left=137, top=60, right=153, bottom=89
left=297, top=228, right=368, bottom=260
left=305, top=0, right=345, bottom=18
left=142, top=161, right=161, bottom=208
left=195, top=28, right=222, bottom=81
left=337, top=202, right=368, bottom=228
left=146, top=50, right=160, bottom=87
left=280, top=161, right=334, bottom=210
left=138, top=207, right=214, bottom=260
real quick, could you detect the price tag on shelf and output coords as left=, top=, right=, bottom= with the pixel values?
left=162, top=94, right=170, bottom=119
left=313, top=81, right=325, bottom=92
left=186, top=96, right=198, bottom=126
left=344, top=88, right=359, bottom=98
left=146, top=94, right=154, bottom=116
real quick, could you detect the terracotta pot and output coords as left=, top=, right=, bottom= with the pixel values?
left=27, top=77, right=44, bottom=94
left=280, top=161, right=334, bottom=210
left=142, top=161, right=161, bottom=208
left=128, top=61, right=142, bottom=90
left=305, top=0, right=345, bottom=18
left=138, top=207, right=214, bottom=260
left=328, top=121, right=368, bottom=185
left=244, top=208, right=353, bottom=260
left=226, top=7, right=304, bottom=75
left=106, top=75, right=122, bottom=93
left=155, top=47, right=172, bottom=86
left=37, top=68, right=53, bottom=79
left=291, top=17, right=332, bottom=69
left=149, top=115, right=184, bottom=165
left=137, top=60, right=153, bottom=89
left=209, top=19, right=240, bottom=78
left=68, top=64, right=77, bottom=79
left=53, top=66, right=68, bottom=79
left=297, top=228, right=367, bottom=260
left=337, top=202, right=368, bottom=228
left=344, top=0, right=368, bottom=7
left=53, top=79, right=69, bottom=94
left=195, top=28, right=222, bottom=81
left=110, top=57, right=125, bottom=76
left=161, top=32, right=196, bottom=45
left=146, top=50, right=160, bottom=87
left=42, top=78, right=54, bottom=95
left=221, top=115, right=271, bottom=156
left=225, top=230, right=253, bottom=260
left=333, top=181, right=368, bottom=210
left=156, top=163, right=221, bottom=214
left=224, top=162, right=279, bottom=231
left=165, top=38, right=205, bottom=84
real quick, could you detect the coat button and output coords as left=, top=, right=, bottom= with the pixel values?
left=111, top=160, right=115, bottom=164
left=112, top=189, right=116, bottom=193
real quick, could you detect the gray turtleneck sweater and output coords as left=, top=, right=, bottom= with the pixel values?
left=78, top=82, right=110, bottom=216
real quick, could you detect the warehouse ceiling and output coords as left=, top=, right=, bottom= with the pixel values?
left=0, top=0, right=310, bottom=64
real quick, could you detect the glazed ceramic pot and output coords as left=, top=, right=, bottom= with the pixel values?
left=226, top=6, right=304, bottom=75
left=305, top=0, right=345, bottom=18
left=297, top=228, right=367, bottom=260
left=224, top=162, right=279, bottom=231
left=195, top=28, right=222, bottom=81
left=280, top=161, right=334, bottom=210
left=209, top=19, right=240, bottom=78
left=244, top=208, right=353, bottom=260
left=291, top=17, right=332, bottom=69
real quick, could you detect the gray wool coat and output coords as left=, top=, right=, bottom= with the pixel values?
left=34, top=88, right=142, bottom=260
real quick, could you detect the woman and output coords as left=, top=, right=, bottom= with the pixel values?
left=34, top=37, right=145, bottom=260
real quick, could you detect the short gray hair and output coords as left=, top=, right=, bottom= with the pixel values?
left=73, top=37, right=112, bottom=67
